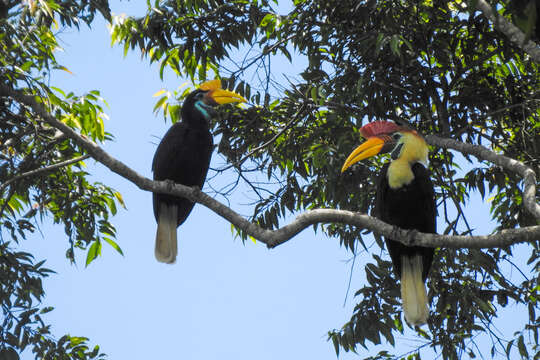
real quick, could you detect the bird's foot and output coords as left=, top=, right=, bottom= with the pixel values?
left=164, top=179, right=176, bottom=190
left=189, top=185, right=202, bottom=196
left=405, top=229, right=419, bottom=246
left=391, top=226, right=401, bottom=241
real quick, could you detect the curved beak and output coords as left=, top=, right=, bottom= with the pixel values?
left=209, top=88, right=247, bottom=104
left=341, top=137, right=386, bottom=173
left=199, top=79, right=247, bottom=105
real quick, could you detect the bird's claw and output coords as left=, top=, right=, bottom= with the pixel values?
left=164, top=179, right=176, bottom=190
left=406, top=229, right=419, bottom=246
left=391, top=226, right=401, bottom=241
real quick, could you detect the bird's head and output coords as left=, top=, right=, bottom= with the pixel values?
left=341, top=121, right=428, bottom=173
left=184, top=79, right=247, bottom=121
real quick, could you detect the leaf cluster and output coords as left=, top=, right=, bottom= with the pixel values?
left=1, top=0, right=539, bottom=359
left=0, top=243, right=105, bottom=360
left=112, top=0, right=540, bottom=358
left=1, top=1, right=119, bottom=358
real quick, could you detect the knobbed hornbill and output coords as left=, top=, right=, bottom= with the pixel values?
left=152, top=79, right=246, bottom=264
left=341, top=121, right=436, bottom=326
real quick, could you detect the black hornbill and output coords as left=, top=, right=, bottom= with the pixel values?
left=152, top=79, right=246, bottom=264
left=341, top=121, right=436, bottom=325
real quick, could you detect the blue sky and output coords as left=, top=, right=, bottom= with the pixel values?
left=15, top=2, right=528, bottom=360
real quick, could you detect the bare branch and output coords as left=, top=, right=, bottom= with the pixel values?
left=474, top=0, right=540, bottom=63
left=425, top=134, right=540, bottom=220
left=2, top=83, right=539, bottom=251
left=0, top=155, right=90, bottom=193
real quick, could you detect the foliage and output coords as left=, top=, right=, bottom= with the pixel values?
left=1, top=0, right=539, bottom=359
left=111, top=0, right=540, bottom=358
left=1, top=1, right=119, bottom=358
left=0, top=243, right=105, bottom=359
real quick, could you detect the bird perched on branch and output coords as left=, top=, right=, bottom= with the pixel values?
left=152, top=79, right=246, bottom=264
left=341, top=121, right=436, bottom=326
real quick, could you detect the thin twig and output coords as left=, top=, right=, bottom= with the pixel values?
left=231, top=35, right=295, bottom=76
left=0, top=155, right=90, bottom=194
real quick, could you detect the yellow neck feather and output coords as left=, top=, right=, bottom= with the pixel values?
left=388, top=159, right=414, bottom=188
left=387, top=132, right=428, bottom=189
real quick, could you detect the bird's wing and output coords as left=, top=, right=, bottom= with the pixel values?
left=411, top=163, right=437, bottom=234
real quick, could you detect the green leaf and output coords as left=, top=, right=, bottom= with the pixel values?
left=7, top=195, right=26, bottom=214
left=260, top=13, right=275, bottom=27
left=331, top=335, right=340, bottom=356
left=57, top=65, right=74, bottom=75
left=153, top=95, right=168, bottom=115
left=153, top=89, right=167, bottom=98
left=40, top=306, right=54, bottom=314
left=114, top=191, right=126, bottom=209
left=20, top=61, right=33, bottom=72
left=390, top=35, right=400, bottom=56
left=310, top=86, right=318, bottom=102
left=517, top=335, right=529, bottom=358
left=104, top=237, right=124, bottom=256
left=85, top=241, right=102, bottom=267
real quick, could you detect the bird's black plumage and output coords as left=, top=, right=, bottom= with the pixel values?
left=152, top=90, right=214, bottom=225
left=150, top=80, right=245, bottom=263
left=341, top=121, right=436, bottom=325
left=152, top=90, right=214, bottom=263
left=152, top=91, right=213, bottom=224
left=150, top=80, right=246, bottom=263
left=375, top=162, right=436, bottom=281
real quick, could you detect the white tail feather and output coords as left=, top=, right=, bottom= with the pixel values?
left=400, top=254, right=429, bottom=326
left=155, top=202, right=178, bottom=264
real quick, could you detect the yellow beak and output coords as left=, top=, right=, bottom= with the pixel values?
left=210, top=88, right=247, bottom=104
left=199, top=79, right=247, bottom=105
left=341, top=137, right=385, bottom=173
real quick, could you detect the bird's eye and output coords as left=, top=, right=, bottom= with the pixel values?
left=392, top=133, right=401, bottom=140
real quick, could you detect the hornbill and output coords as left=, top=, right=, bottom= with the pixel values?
left=152, top=79, right=246, bottom=264
left=341, top=121, right=436, bottom=326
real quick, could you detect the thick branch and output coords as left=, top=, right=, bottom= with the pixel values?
left=2, top=83, right=539, bottom=250
left=425, top=134, right=540, bottom=220
left=475, top=0, right=540, bottom=63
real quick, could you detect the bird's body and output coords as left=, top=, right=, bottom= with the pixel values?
left=342, top=121, right=436, bottom=326
left=152, top=120, right=213, bottom=226
left=376, top=162, right=436, bottom=324
left=152, top=79, right=246, bottom=264
left=377, top=162, right=435, bottom=280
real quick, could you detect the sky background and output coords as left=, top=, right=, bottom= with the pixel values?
left=13, top=1, right=528, bottom=359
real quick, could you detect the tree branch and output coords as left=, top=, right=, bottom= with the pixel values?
left=2, top=83, right=539, bottom=250
left=0, top=155, right=90, bottom=193
left=424, top=134, right=540, bottom=220
left=475, top=0, right=540, bottom=63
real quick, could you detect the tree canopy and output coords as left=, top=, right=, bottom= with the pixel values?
left=1, top=0, right=539, bottom=359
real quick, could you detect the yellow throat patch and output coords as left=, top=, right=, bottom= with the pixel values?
left=387, top=132, right=428, bottom=189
